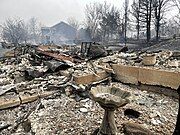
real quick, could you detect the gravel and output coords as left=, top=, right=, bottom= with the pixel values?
left=0, top=82, right=177, bottom=135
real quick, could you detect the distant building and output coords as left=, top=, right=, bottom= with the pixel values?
left=41, top=21, right=77, bottom=45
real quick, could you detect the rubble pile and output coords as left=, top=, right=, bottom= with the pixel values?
left=94, top=51, right=180, bottom=71
left=0, top=44, right=179, bottom=135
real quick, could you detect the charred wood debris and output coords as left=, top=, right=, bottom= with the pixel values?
left=0, top=42, right=180, bottom=135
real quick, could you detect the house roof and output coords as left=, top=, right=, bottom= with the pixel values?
left=41, top=21, right=77, bottom=43
left=51, top=21, right=76, bottom=31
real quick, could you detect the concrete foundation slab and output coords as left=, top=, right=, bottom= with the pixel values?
left=112, top=64, right=180, bottom=89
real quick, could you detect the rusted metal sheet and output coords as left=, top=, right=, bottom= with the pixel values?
left=37, top=45, right=81, bottom=63
left=38, top=51, right=74, bottom=62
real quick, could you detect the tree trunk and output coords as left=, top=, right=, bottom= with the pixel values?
left=156, top=21, right=160, bottom=42
left=137, top=23, right=140, bottom=40
left=146, top=0, right=152, bottom=43
left=155, top=2, right=161, bottom=42
left=147, top=23, right=151, bottom=42
left=137, top=0, right=140, bottom=41
left=102, top=30, right=106, bottom=43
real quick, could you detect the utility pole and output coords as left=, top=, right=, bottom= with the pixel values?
left=124, top=0, right=129, bottom=46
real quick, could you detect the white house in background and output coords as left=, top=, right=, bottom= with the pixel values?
left=41, top=21, right=77, bottom=45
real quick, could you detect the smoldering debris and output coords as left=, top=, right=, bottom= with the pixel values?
left=0, top=43, right=179, bottom=134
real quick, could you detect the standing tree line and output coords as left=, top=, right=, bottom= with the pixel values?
left=84, top=0, right=180, bottom=43
left=84, top=2, right=125, bottom=43
left=1, top=17, right=41, bottom=45
left=1, top=0, right=180, bottom=44
left=131, top=0, right=170, bottom=42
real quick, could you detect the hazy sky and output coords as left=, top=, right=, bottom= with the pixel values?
left=0, top=0, right=124, bottom=27
left=0, top=0, right=177, bottom=27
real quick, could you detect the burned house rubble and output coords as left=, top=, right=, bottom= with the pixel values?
left=0, top=43, right=180, bottom=135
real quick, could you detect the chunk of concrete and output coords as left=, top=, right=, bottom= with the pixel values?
left=123, top=122, right=153, bottom=135
left=39, top=91, right=55, bottom=98
left=73, top=71, right=109, bottom=84
left=19, top=92, right=39, bottom=104
left=0, top=93, right=20, bottom=110
left=112, top=64, right=180, bottom=89
left=142, top=54, right=156, bottom=66
left=112, top=64, right=139, bottom=85
left=139, top=67, right=180, bottom=89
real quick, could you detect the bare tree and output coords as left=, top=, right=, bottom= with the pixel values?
left=2, top=18, right=29, bottom=45
left=172, top=0, right=180, bottom=12
left=85, top=2, right=103, bottom=40
left=171, top=0, right=180, bottom=28
left=98, top=2, right=111, bottom=42
left=85, top=2, right=123, bottom=42
left=165, top=18, right=180, bottom=37
left=139, top=0, right=154, bottom=42
left=131, top=0, right=141, bottom=40
left=153, top=0, right=169, bottom=41
left=173, top=15, right=180, bottom=27
left=124, top=0, right=129, bottom=45
left=67, top=17, right=80, bottom=30
left=28, top=17, right=41, bottom=43
left=100, top=5, right=121, bottom=42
